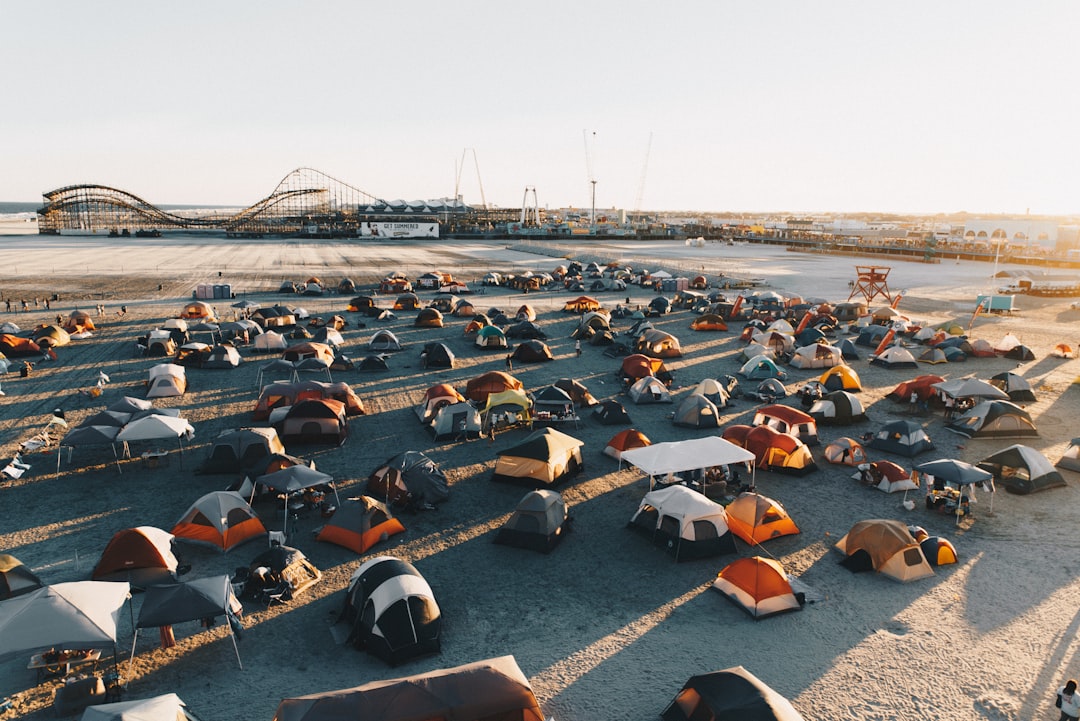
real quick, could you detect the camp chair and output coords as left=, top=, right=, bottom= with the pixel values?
left=2, top=454, right=30, bottom=479
left=262, top=580, right=292, bottom=607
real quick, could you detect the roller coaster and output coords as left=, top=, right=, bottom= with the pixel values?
left=37, top=167, right=478, bottom=237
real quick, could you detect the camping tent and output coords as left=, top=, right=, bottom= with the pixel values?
left=146, top=364, right=187, bottom=398
left=428, top=402, right=482, bottom=440
left=834, top=519, right=934, bottom=582
left=554, top=378, right=599, bottom=407
left=116, top=414, right=194, bottom=464
left=592, top=399, right=632, bottom=425
left=414, top=384, right=466, bottom=424
left=0, top=554, right=43, bottom=600
left=92, top=526, right=179, bottom=588
left=80, top=694, right=198, bottom=721
left=620, top=354, right=671, bottom=384
left=989, top=371, right=1037, bottom=402
left=661, top=666, right=806, bottom=721
left=808, top=391, right=866, bottom=425
left=627, top=485, right=737, bottom=561
left=494, top=489, right=570, bottom=553
left=853, top=461, right=917, bottom=493
left=338, top=556, right=441, bottom=666
left=724, top=493, right=800, bottom=546
left=672, top=393, right=721, bottom=429
left=887, top=374, right=945, bottom=403
left=492, top=428, right=584, bottom=486
left=133, top=575, right=243, bottom=668
left=368, top=330, right=402, bottom=352
left=252, top=331, right=288, bottom=354
left=474, top=325, right=508, bottom=350
left=977, top=444, right=1065, bottom=495
left=712, top=557, right=803, bottom=620
left=276, top=399, right=348, bottom=445
left=946, top=400, right=1038, bottom=438
left=272, top=656, right=543, bottom=721
left=420, top=342, right=455, bottom=369
left=819, top=364, right=862, bottom=392
left=694, top=378, right=731, bottom=408
left=465, top=371, right=522, bottom=404
left=739, top=356, right=788, bottom=381
left=171, top=491, right=266, bottom=552
left=752, top=405, right=818, bottom=446
left=199, top=427, right=285, bottom=474
left=316, top=497, right=405, bottom=554
left=628, top=375, right=672, bottom=404
left=510, top=340, right=555, bottom=363
left=789, top=343, right=842, bottom=369
left=1056, top=438, right=1080, bottom=473
left=0, top=581, right=130, bottom=662
left=252, top=380, right=364, bottom=420
left=603, top=429, right=652, bottom=461
left=867, top=419, right=933, bottom=457
left=823, top=437, right=868, bottom=466
left=636, top=329, right=683, bottom=358
left=739, top=426, right=817, bottom=475
left=367, top=451, right=450, bottom=510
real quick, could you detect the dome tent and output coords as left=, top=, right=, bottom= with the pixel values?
left=661, top=666, right=806, bottom=721
left=724, top=493, right=800, bottom=546
left=338, top=556, right=441, bottom=666
left=316, top=497, right=406, bottom=554
left=711, top=556, right=804, bottom=620
left=494, top=489, right=571, bottom=553
left=627, top=485, right=737, bottom=561
left=834, top=519, right=934, bottom=582
left=977, top=444, right=1064, bottom=495
left=493, top=428, right=584, bottom=487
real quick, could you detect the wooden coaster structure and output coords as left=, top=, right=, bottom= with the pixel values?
left=848, top=265, right=893, bottom=304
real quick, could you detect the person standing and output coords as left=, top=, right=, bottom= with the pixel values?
left=575, top=340, right=582, bottom=357
left=505, top=354, right=513, bottom=372
left=1058, top=679, right=1080, bottom=721
left=944, top=394, right=955, bottom=420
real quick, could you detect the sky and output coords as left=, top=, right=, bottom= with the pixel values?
left=2, top=1, right=1078, bottom=216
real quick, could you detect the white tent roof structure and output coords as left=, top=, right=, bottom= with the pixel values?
left=621, top=437, right=754, bottom=476
left=0, top=581, right=130, bottom=662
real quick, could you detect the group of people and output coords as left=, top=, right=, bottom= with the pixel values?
left=4, top=297, right=51, bottom=312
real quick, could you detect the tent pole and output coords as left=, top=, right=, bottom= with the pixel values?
left=56, top=444, right=62, bottom=478
left=113, top=444, right=122, bottom=475
left=230, top=627, right=243, bottom=670
left=128, top=629, right=139, bottom=680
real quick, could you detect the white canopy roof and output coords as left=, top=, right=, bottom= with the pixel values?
left=117, top=414, right=194, bottom=441
left=0, top=581, right=130, bottom=661
left=620, top=437, right=754, bottom=476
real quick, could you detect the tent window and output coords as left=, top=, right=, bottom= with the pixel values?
left=692, top=520, right=718, bottom=540
left=659, top=515, right=680, bottom=537
left=903, top=547, right=925, bottom=567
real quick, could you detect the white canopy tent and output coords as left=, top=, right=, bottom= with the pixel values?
left=116, top=415, right=194, bottom=468
left=620, top=436, right=756, bottom=489
left=0, top=581, right=130, bottom=663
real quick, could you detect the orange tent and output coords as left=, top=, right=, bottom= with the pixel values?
left=711, top=556, right=803, bottom=619
left=886, top=374, right=945, bottom=403
left=690, top=314, right=728, bottom=332
left=743, top=426, right=817, bottom=475
left=724, top=493, right=800, bottom=545
left=172, top=491, right=266, bottom=552
left=92, top=526, right=178, bottom=586
left=282, top=341, right=335, bottom=364
left=180, top=301, right=216, bottom=320
left=63, top=310, right=96, bottom=333
left=0, top=334, right=41, bottom=357
left=316, top=497, right=405, bottom=554
left=464, top=371, right=523, bottom=404
left=620, top=354, right=665, bottom=381
left=602, top=428, right=652, bottom=460
left=562, top=296, right=601, bottom=313
left=253, top=380, right=364, bottom=421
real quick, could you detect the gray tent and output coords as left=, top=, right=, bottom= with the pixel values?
left=132, top=575, right=243, bottom=669
left=977, top=444, right=1065, bottom=495
left=494, top=489, right=570, bottom=553
left=80, top=693, right=197, bottom=721
left=0, top=581, right=129, bottom=663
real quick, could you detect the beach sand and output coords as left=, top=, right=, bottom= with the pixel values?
left=2, top=235, right=1079, bottom=721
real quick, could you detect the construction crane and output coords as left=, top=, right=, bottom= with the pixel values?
left=583, top=129, right=597, bottom=225
left=633, top=132, right=653, bottom=219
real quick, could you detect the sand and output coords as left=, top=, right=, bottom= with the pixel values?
left=1, top=234, right=1079, bottom=721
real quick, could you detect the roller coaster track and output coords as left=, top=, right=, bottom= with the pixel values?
left=37, top=167, right=391, bottom=236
